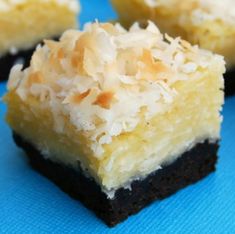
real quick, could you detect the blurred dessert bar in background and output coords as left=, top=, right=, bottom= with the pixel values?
left=4, top=22, right=224, bottom=226
left=0, top=0, right=79, bottom=81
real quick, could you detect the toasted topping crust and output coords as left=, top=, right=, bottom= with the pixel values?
left=69, top=89, right=91, bottom=105
left=7, top=22, right=225, bottom=156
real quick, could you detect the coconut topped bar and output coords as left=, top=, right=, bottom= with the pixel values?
left=5, top=22, right=225, bottom=226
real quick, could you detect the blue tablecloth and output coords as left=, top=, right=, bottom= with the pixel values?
left=1, top=1, right=235, bottom=233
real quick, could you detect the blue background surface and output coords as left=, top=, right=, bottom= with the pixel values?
left=1, top=0, right=235, bottom=233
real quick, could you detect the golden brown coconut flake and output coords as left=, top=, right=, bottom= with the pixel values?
left=93, top=91, right=115, bottom=109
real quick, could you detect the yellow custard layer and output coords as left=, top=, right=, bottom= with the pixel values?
left=111, top=0, right=235, bottom=69
left=4, top=22, right=224, bottom=192
left=0, top=0, right=79, bottom=56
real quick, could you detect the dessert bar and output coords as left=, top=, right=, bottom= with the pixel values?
left=5, top=22, right=225, bottom=226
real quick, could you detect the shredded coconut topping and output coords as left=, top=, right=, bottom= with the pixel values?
left=145, top=0, right=235, bottom=25
left=8, top=21, right=221, bottom=156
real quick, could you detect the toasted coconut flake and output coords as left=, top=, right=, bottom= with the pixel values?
left=71, top=51, right=84, bottom=74
left=70, top=89, right=91, bottom=104
left=44, top=40, right=60, bottom=51
left=7, top=64, right=23, bottom=91
left=57, top=48, right=65, bottom=60
left=93, top=91, right=114, bottom=109
left=27, top=71, right=44, bottom=87
left=100, top=23, right=119, bottom=35
left=74, top=33, right=92, bottom=53
left=180, top=39, right=192, bottom=49
left=138, top=49, right=171, bottom=81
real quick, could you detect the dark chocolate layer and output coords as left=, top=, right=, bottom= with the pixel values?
left=13, top=133, right=218, bottom=227
left=224, top=69, right=235, bottom=96
left=0, top=48, right=34, bottom=81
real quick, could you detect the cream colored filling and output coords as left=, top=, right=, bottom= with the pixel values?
left=0, top=0, right=79, bottom=56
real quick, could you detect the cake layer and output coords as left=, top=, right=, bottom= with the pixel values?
left=4, top=22, right=224, bottom=191
left=111, top=0, right=235, bottom=69
left=13, top=133, right=218, bottom=227
left=0, top=0, right=79, bottom=56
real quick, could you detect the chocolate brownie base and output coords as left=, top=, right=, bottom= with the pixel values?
left=225, top=69, right=235, bottom=96
left=13, top=133, right=218, bottom=227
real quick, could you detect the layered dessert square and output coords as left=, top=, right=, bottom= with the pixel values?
left=4, top=22, right=224, bottom=226
left=111, top=0, right=235, bottom=95
left=0, top=0, right=79, bottom=81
